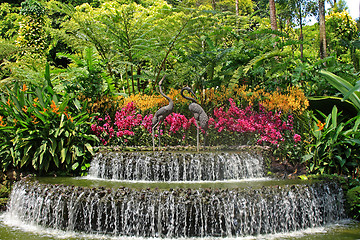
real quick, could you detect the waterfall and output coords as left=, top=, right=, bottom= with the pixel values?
left=87, top=151, right=265, bottom=181
left=7, top=179, right=345, bottom=238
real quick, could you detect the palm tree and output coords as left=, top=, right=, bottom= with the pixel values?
left=269, top=0, right=278, bottom=31
left=319, top=0, right=327, bottom=59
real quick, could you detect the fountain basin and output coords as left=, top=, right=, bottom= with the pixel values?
left=6, top=177, right=345, bottom=238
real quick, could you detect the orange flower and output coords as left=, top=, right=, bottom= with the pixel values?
left=50, top=100, right=59, bottom=114
left=40, top=108, right=48, bottom=114
left=316, top=120, right=325, bottom=131
left=22, top=106, right=28, bottom=113
left=6, top=98, right=10, bottom=106
left=13, top=119, right=18, bottom=126
left=20, top=84, right=28, bottom=92
left=0, top=116, right=6, bottom=127
left=31, top=115, right=39, bottom=124
left=64, top=112, right=73, bottom=122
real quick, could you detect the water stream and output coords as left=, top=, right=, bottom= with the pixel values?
left=88, top=151, right=265, bottom=181
left=1, top=150, right=359, bottom=239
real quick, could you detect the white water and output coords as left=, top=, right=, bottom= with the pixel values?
left=0, top=213, right=358, bottom=240
left=2, top=151, right=354, bottom=239
left=87, top=152, right=265, bottom=181
left=5, top=180, right=345, bottom=238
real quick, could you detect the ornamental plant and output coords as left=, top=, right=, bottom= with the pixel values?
left=91, top=102, right=198, bottom=146
left=303, top=106, right=360, bottom=176
left=0, top=69, right=98, bottom=174
left=207, top=98, right=302, bottom=148
left=111, top=85, right=308, bottom=118
left=92, top=98, right=303, bottom=162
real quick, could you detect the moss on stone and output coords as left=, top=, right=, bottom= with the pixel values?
left=347, top=186, right=360, bottom=220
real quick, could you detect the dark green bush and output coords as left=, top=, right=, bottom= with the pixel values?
left=0, top=66, right=98, bottom=175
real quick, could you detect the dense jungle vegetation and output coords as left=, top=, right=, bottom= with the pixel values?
left=0, top=0, right=360, bottom=187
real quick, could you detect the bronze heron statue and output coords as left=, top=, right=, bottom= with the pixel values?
left=152, top=76, right=174, bottom=151
left=180, top=86, right=208, bottom=151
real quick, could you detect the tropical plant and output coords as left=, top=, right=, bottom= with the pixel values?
left=0, top=64, right=98, bottom=175
left=0, top=3, right=21, bottom=40
left=318, top=69, right=360, bottom=112
left=326, top=10, right=358, bottom=68
left=59, top=47, right=108, bottom=99
left=303, top=106, right=360, bottom=176
left=16, top=0, right=48, bottom=55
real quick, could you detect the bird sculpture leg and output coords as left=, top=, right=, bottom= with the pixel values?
left=196, top=120, right=200, bottom=152
left=203, top=131, right=206, bottom=148
left=152, top=121, right=160, bottom=151
left=152, top=126, right=156, bottom=151
left=152, top=126, right=155, bottom=151
left=158, top=121, right=162, bottom=150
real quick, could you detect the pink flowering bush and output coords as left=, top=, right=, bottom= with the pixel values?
left=91, top=102, right=199, bottom=146
left=207, top=98, right=296, bottom=147
left=91, top=102, right=152, bottom=145
left=90, top=100, right=305, bottom=163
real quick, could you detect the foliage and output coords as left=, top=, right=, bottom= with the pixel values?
left=0, top=3, right=21, bottom=40
left=0, top=64, right=98, bottom=175
left=318, top=69, right=360, bottom=112
left=303, top=106, right=360, bottom=176
left=16, top=0, right=48, bottom=55
left=347, top=186, right=360, bottom=220
left=59, top=47, right=107, bottom=99
left=326, top=11, right=358, bottom=61
left=20, top=0, right=44, bottom=17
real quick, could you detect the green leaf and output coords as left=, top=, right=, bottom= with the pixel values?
left=319, top=70, right=360, bottom=111
left=61, top=148, right=67, bottom=163
left=301, top=154, right=313, bottom=163
left=85, top=143, right=94, bottom=155
left=298, top=175, right=308, bottom=180
left=53, top=155, right=59, bottom=168
left=331, top=106, right=338, bottom=128
left=72, top=162, right=79, bottom=170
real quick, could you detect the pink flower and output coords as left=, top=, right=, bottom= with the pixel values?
left=293, top=134, right=301, bottom=142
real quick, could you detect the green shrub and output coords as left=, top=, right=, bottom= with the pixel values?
left=303, top=106, right=360, bottom=176
left=0, top=70, right=98, bottom=175
left=347, top=186, right=360, bottom=220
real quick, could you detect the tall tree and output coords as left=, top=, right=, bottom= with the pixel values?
left=269, top=0, right=278, bottom=31
left=278, top=0, right=317, bottom=58
left=235, top=0, right=239, bottom=16
left=319, top=0, right=327, bottom=59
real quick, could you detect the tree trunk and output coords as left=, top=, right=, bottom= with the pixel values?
left=269, top=0, right=278, bottom=31
left=299, top=3, right=304, bottom=59
left=212, top=0, right=216, bottom=11
left=319, top=0, right=327, bottom=59
left=235, top=0, right=239, bottom=16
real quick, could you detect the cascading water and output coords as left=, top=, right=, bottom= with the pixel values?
left=87, top=151, right=265, bottom=181
left=7, top=180, right=345, bottom=238
left=3, top=149, right=350, bottom=239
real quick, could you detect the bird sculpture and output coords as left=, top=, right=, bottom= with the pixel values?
left=152, top=76, right=174, bottom=151
left=180, top=87, right=209, bottom=152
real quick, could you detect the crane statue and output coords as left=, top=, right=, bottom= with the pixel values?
left=180, top=87, right=209, bottom=152
left=152, top=75, right=174, bottom=151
